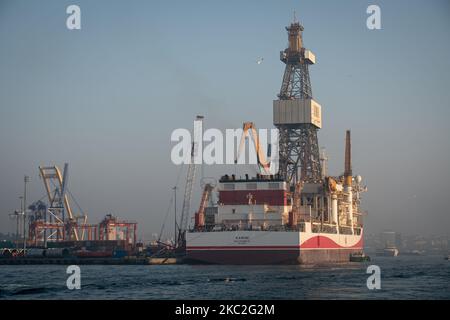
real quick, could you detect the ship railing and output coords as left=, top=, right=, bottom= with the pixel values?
left=191, top=222, right=353, bottom=234
left=190, top=224, right=306, bottom=232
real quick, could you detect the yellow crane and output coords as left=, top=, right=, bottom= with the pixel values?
left=235, top=122, right=272, bottom=175
left=195, top=183, right=214, bottom=230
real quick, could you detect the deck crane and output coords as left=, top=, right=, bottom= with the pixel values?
left=177, top=115, right=204, bottom=249
left=194, top=183, right=214, bottom=230
left=235, top=122, right=272, bottom=175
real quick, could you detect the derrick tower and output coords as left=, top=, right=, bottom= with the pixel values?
left=274, top=18, right=322, bottom=184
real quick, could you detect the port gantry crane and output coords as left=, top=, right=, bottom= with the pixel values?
left=28, top=164, right=95, bottom=245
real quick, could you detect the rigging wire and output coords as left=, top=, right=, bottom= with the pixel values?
left=158, top=163, right=185, bottom=242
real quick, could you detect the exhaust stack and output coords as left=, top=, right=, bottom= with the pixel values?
left=344, top=130, right=352, bottom=187
left=344, top=130, right=354, bottom=232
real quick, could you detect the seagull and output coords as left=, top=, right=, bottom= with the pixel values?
left=256, top=57, right=264, bottom=65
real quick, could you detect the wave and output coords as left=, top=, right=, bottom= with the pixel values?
left=208, top=277, right=247, bottom=282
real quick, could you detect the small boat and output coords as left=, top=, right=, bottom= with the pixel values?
left=376, top=247, right=399, bottom=257
left=402, top=250, right=424, bottom=256
left=349, top=252, right=371, bottom=262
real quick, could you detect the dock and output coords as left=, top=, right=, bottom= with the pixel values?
left=0, top=257, right=185, bottom=265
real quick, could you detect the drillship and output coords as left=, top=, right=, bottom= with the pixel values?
left=186, top=18, right=367, bottom=264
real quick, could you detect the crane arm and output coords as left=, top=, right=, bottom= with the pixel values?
left=198, top=185, right=213, bottom=216
left=39, top=165, right=79, bottom=241
left=235, top=122, right=271, bottom=175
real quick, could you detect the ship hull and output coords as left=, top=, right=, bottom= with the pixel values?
left=186, top=230, right=363, bottom=265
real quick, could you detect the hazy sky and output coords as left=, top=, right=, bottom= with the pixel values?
left=1, top=0, right=449, bottom=240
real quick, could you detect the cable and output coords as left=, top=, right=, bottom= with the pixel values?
left=158, top=163, right=185, bottom=242
left=66, top=188, right=84, bottom=215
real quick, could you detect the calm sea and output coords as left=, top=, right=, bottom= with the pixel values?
left=0, top=255, right=448, bottom=299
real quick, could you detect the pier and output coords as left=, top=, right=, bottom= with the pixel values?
left=0, top=257, right=184, bottom=265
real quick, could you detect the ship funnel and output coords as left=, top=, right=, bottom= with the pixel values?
left=344, top=130, right=352, bottom=187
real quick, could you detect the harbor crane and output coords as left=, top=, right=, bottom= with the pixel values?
left=177, top=116, right=203, bottom=249
left=28, top=164, right=94, bottom=245
left=194, top=183, right=214, bottom=230
left=235, top=122, right=272, bottom=175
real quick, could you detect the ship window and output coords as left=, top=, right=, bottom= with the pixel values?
left=268, top=182, right=280, bottom=189
left=224, top=183, right=235, bottom=190
left=246, top=183, right=257, bottom=190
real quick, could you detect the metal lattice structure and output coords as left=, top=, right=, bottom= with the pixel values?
left=177, top=116, right=203, bottom=248
left=275, top=20, right=322, bottom=184
left=279, top=63, right=312, bottom=100
left=28, top=164, right=93, bottom=245
left=277, top=125, right=321, bottom=184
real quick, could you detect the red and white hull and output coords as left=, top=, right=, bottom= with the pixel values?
left=186, top=230, right=363, bottom=265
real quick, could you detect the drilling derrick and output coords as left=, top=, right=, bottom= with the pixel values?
left=274, top=18, right=322, bottom=184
